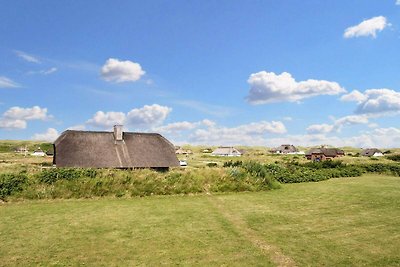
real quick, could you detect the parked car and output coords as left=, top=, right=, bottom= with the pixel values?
left=179, top=160, right=188, bottom=167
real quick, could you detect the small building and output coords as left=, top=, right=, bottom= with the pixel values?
left=270, top=144, right=301, bottom=154
left=305, top=147, right=344, bottom=161
left=211, top=147, right=242, bottom=157
left=361, top=148, right=384, bottom=157
left=15, top=146, right=29, bottom=154
left=53, top=125, right=179, bottom=170
left=175, top=147, right=193, bottom=155
left=32, top=149, right=46, bottom=157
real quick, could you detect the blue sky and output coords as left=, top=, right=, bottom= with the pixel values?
left=1, top=0, right=400, bottom=147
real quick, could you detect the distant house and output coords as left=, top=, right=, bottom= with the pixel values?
left=32, top=149, right=46, bottom=157
left=15, top=146, right=28, bottom=154
left=175, top=147, right=193, bottom=155
left=305, top=147, right=344, bottom=161
left=211, top=147, right=242, bottom=157
left=202, top=148, right=213, bottom=153
left=53, top=125, right=179, bottom=170
left=270, top=144, right=303, bottom=154
left=361, top=148, right=384, bottom=157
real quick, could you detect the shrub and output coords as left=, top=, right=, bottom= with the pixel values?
left=37, top=168, right=98, bottom=184
left=387, top=154, right=400, bottom=162
left=206, top=162, right=218, bottom=168
left=0, top=173, right=28, bottom=200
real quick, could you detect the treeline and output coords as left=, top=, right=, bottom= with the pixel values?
left=1, top=161, right=399, bottom=201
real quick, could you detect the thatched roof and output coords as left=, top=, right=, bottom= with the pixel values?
left=272, top=144, right=298, bottom=153
left=54, top=130, right=179, bottom=168
left=305, top=148, right=344, bottom=157
left=361, top=148, right=382, bottom=157
left=211, top=147, right=242, bottom=156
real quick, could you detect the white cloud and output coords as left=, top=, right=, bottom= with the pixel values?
left=397, top=0, right=400, bottom=5
left=32, top=128, right=59, bottom=142
left=340, top=90, right=367, bottom=103
left=86, top=111, right=126, bottom=128
left=155, top=121, right=200, bottom=133
left=0, top=119, right=26, bottom=129
left=306, top=124, right=335, bottom=134
left=0, top=76, right=20, bottom=88
left=307, top=114, right=370, bottom=134
left=188, top=121, right=286, bottom=146
left=14, top=50, right=40, bottom=63
left=0, top=106, right=51, bottom=129
left=100, top=58, right=145, bottom=83
left=246, top=71, right=345, bottom=104
left=126, top=104, right=171, bottom=127
left=353, top=89, right=400, bottom=114
left=3, top=106, right=50, bottom=121
left=344, top=16, right=389, bottom=38
left=85, top=104, right=171, bottom=130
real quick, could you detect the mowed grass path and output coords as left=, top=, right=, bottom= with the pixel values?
left=1, top=175, right=399, bottom=266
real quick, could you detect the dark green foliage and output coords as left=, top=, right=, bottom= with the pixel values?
left=0, top=173, right=28, bottom=200
left=224, top=160, right=363, bottom=184
left=37, top=168, right=98, bottom=184
left=387, top=154, right=400, bottom=162
left=206, top=162, right=218, bottom=167
left=359, top=163, right=400, bottom=176
left=223, top=160, right=243, bottom=167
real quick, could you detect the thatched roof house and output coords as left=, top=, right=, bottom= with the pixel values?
left=305, top=147, right=344, bottom=161
left=53, top=125, right=179, bottom=169
left=211, top=147, right=242, bottom=157
left=361, top=148, right=383, bottom=157
left=270, top=144, right=299, bottom=154
left=175, top=147, right=193, bottom=155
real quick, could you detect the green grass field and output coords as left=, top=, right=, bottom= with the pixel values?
left=1, top=174, right=399, bottom=266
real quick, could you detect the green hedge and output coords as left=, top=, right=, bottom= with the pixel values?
left=0, top=173, right=28, bottom=200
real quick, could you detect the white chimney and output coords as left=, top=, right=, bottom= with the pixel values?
left=113, top=125, right=123, bottom=141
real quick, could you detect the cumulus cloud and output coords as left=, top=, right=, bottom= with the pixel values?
left=32, top=128, right=59, bottom=142
left=126, top=104, right=171, bottom=127
left=0, top=106, right=51, bottom=129
left=3, top=106, right=50, bottom=121
left=100, top=58, right=145, bottom=83
left=86, top=111, right=126, bottom=128
left=188, top=121, right=286, bottom=146
left=340, top=90, right=367, bottom=103
left=0, top=76, right=20, bottom=88
left=353, top=89, right=400, bottom=114
left=344, top=16, right=389, bottom=38
left=307, top=114, right=370, bottom=134
left=86, top=104, right=171, bottom=130
left=306, top=124, right=335, bottom=134
left=246, top=71, right=345, bottom=104
left=0, top=119, right=26, bottom=129
left=14, top=50, right=40, bottom=63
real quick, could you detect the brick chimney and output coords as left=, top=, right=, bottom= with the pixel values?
left=113, top=125, right=123, bottom=141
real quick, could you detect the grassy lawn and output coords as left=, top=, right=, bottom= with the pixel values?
left=1, top=174, right=399, bottom=266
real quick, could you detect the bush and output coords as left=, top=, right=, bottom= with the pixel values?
left=37, top=168, right=98, bottom=184
left=0, top=173, right=28, bottom=200
left=206, top=162, right=218, bottom=168
left=387, top=154, right=400, bottom=162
